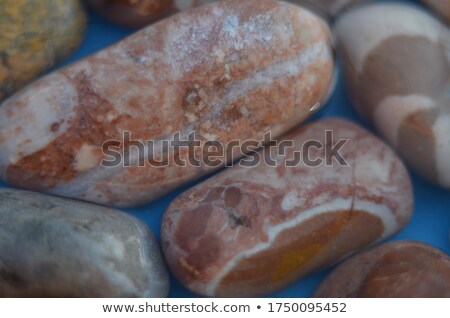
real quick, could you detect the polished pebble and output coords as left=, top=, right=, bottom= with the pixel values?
left=161, top=118, right=413, bottom=297
left=336, top=3, right=450, bottom=188
left=0, top=0, right=86, bottom=102
left=0, top=0, right=334, bottom=207
left=314, top=241, right=450, bottom=297
left=0, top=189, right=170, bottom=297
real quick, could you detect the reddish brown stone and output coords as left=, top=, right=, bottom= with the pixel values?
left=0, top=0, right=334, bottom=207
left=161, top=118, right=413, bottom=297
left=314, top=241, right=450, bottom=297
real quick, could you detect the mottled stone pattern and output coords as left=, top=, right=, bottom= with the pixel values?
left=422, top=0, right=450, bottom=23
left=314, top=241, right=450, bottom=297
left=161, top=118, right=413, bottom=297
left=0, top=0, right=86, bottom=102
left=0, top=189, right=169, bottom=297
left=0, top=0, right=334, bottom=207
left=336, top=3, right=450, bottom=189
left=86, top=0, right=215, bottom=28
left=288, top=0, right=366, bottom=18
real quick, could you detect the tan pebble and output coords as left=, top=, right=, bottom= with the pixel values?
left=336, top=3, right=450, bottom=188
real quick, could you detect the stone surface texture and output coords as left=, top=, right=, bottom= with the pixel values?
left=314, top=240, right=450, bottom=297
left=288, top=0, right=366, bottom=18
left=161, top=118, right=413, bottom=297
left=0, top=0, right=86, bottom=102
left=336, top=3, right=450, bottom=188
left=422, top=0, right=450, bottom=23
left=0, top=189, right=169, bottom=297
left=0, top=0, right=334, bottom=207
left=86, top=0, right=215, bottom=28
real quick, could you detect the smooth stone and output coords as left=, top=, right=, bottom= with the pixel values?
left=0, top=0, right=86, bottom=102
left=314, top=241, right=450, bottom=297
left=0, top=0, right=334, bottom=207
left=85, top=0, right=215, bottom=28
left=335, top=3, right=450, bottom=189
left=0, top=189, right=169, bottom=297
left=422, top=0, right=450, bottom=23
left=161, top=118, right=413, bottom=297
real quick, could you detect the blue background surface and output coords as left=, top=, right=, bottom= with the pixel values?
left=1, top=0, right=449, bottom=297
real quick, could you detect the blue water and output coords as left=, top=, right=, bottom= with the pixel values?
left=1, top=0, right=448, bottom=298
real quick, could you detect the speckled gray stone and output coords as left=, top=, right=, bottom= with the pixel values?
left=0, top=189, right=169, bottom=297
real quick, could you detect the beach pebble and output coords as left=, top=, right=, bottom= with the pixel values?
left=0, top=0, right=334, bottom=207
left=335, top=3, right=450, bottom=188
left=161, top=118, right=413, bottom=297
left=314, top=241, right=450, bottom=297
left=0, top=0, right=86, bottom=102
left=85, top=0, right=214, bottom=28
left=0, top=189, right=169, bottom=297
left=422, top=0, right=450, bottom=23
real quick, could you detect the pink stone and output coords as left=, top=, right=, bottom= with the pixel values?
left=0, top=0, right=334, bottom=207
left=161, top=118, right=413, bottom=297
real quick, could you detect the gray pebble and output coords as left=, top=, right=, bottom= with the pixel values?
left=0, top=189, right=169, bottom=297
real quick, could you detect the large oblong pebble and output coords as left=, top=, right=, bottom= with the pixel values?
left=0, top=0, right=334, bottom=208
left=0, top=189, right=169, bottom=297
left=0, top=0, right=86, bottom=102
left=85, top=0, right=214, bottom=28
left=161, top=118, right=413, bottom=297
left=314, top=241, right=450, bottom=297
left=422, top=0, right=450, bottom=23
left=335, top=3, right=450, bottom=188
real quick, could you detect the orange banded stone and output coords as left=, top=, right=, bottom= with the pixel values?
left=161, top=118, right=413, bottom=297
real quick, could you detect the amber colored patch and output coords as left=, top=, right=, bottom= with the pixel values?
left=273, top=243, right=323, bottom=283
left=215, top=210, right=384, bottom=297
